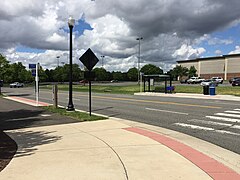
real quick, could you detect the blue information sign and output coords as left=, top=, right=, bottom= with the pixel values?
left=31, top=69, right=36, bottom=77
left=29, top=64, right=36, bottom=69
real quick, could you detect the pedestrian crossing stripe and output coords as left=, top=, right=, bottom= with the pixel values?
left=188, top=119, right=240, bottom=129
left=225, top=110, right=240, bottom=114
left=215, top=113, right=240, bottom=118
left=174, top=123, right=240, bottom=136
left=206, top=116, right=240, bottom=123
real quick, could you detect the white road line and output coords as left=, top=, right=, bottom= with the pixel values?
left=233, top=125, right=240, bottom=129
left=174, top=123, right=240, bottom=136
left=215, top=113, right=240, bottom=118
left=215, top=130, right=240, bottom=136
left=174, top=123, right=214, bottom=130
left=188, top=119, right=232, bottom=126
left=145, top=108, right=188, bottom=115
left=234, top=109, right=240, bottom=111
left=188, top=119, right=240, bottom=130
left=206, top=116, right=240, bottom=123
left=225, top=110, right=240, bottom=114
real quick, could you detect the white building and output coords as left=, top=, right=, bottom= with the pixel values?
left=177, top=54, right=240, bottom=80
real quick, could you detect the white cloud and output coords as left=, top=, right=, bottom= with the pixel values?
left=1, top=0, right=240, bottom=72
left=229, top=46, right=240, bottom=54
left=215, top=50, right=222, bottom=55
left=173, top=44, right=206, bottom=60
left=208, top=37, right=233, bottom=45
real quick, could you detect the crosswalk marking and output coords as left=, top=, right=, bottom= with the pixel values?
left=188, top=119, right=240, bottom=129
left=225, top=110, right=240, bottom=114
left=188, top=119, right=232, bottom=126
left=205, top=116, right=240, bottom=123
left=215, top=130, right=240, bottom=136
left=215, top=113, right=240, bottom=118
left=174, top=123, right=240, bottom=136
left=174, top=123, right=214, bottom=130
left=234, top=109, right=240, bottom=111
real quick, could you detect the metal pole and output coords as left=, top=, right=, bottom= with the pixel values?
left=67, top=25, right=74, bottom=111
left=53, top=84, right=58, bottom=108
left=101, top=55, right=105, bottom=68
left=89, top=80, right=91, bottom=116
left=36, top=63, right=39, bottom=106
left=136, top=37, right=143, bottom=85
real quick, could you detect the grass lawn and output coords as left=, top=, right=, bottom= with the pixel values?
left=41, top=83, right=240, bottom=96
left=42, top=84, right=140, bottom=94
left=176, top=85, right=240, bottom=96
left=43, top=106, right=108, bottom=121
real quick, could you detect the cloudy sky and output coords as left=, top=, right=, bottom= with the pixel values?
left=1, top=0, right=240, bottom=72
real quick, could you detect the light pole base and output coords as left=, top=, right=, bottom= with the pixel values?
left=66, top=105, right=75, bottom=111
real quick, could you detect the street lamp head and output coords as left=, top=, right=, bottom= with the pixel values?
left=68, top=16, right=75, bottom=27
left=136, top=37, right=143, bottom=40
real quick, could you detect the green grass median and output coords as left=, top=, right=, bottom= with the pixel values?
left=43, top=106, right=108, bottom=121
left=42, top=84, right=140, bottom=94
left=41, top=83, right=240, bottom=96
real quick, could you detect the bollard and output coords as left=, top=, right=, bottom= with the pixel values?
left=52, top=84, right=58, bottom=108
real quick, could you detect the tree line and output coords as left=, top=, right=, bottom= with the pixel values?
left=0, top=53, right=195, bottom=83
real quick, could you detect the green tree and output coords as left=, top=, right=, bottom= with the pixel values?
left=140, top=64, right=163, bottom=75
left=127, top=67, right=138, bottom=81
left=45, top=69, right=54, bottom=82
left=0, top=54, right=10, bottom=82
left=93, top=67, right=109, bottom=81
left=52, top=64, right=82, bottom=82
left=188, top=66, right=197, bottom=77
left=72, top=64, right=82, bottom=82
left=112, top=71, right=124, bottom=81
left=38, top=66, right=48, bottom=82
left=170, top=65, right=188, bottom=80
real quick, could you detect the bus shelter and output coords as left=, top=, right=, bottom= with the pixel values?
left=143, top=74, right=173, bottom=93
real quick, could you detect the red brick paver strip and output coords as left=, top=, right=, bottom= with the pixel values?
left=124, top=127, right=240, bottom=180
left=6, top=96, right=49, bottom=106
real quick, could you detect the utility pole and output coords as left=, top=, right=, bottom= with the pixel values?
left=100, top=55, right=105, bottom=68
left=136, top=37, right=143, bottom=84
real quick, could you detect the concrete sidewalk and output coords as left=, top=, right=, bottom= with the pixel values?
left=0, top=118, right=239, bottom=179
left=0, top=96, right=240, bottom=179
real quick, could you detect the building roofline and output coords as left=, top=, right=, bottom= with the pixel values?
left=176, top=53, right=240, bottom=63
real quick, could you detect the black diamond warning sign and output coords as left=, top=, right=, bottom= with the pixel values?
left=79, top=48, right=99, bottom=71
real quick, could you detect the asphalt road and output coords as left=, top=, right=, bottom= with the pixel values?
left=2, top=86, right=240, bottom=154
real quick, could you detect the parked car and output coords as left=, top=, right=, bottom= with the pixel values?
left=211, top=77, right=223, bottom=84
left=187, top=77, right=205, bottom=84
left=200, top=79, right=218, bottom=86
left=80, top=79, right=88, bottom=84
left=232, top=79, right=240, bottom=86
left=110, top=80, right=118, bottom=83
left=229, top=77, right=240, bottom=84
left=9, top=82, right=24, bottom=88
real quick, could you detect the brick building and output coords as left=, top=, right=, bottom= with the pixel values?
left=177, top=54, right=240, bottom=80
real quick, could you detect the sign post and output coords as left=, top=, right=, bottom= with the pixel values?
left=79, top=48, right=99, bottom=116
left=29, top=63, right=39, bottom=106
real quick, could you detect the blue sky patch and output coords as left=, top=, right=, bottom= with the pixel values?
left=199, top=24, right=240, bottom=57
left=16, top=45, right=46, bottom=53
left=62, top=15, right=93, bottom=35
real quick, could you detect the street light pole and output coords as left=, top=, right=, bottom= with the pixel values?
left=136, top=37, right=143, bottom=84
left=100, top=55, right=105, bottom=68
left=67, top=16, right=75, bottom=111
left=56, top=56, right=60, bottom=67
